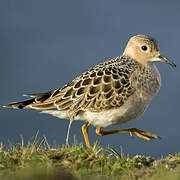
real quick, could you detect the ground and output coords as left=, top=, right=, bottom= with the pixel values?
left=0, top=136, right=180, bottom=180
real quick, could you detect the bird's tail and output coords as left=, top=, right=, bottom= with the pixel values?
left=3, top=98, right=36, bottom=109
left=3, top=91, right=54, bottom=109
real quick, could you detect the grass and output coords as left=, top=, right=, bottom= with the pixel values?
left=0, top=135, right=180, bottom=180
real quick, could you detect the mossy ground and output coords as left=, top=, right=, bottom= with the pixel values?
left=0, top=135, right=180, bottom=180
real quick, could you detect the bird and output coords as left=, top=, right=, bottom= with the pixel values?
left=3, top=34, right=176, bottom=148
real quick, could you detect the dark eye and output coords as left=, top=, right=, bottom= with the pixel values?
left=141, top=45, right=148, bottom=51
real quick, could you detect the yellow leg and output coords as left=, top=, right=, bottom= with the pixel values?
left=96, top=127, right=160, bottom=141
left=82, top=122, right=91, bottom=148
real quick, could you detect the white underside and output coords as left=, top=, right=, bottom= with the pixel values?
left=41, top=94, right=151, bottom=127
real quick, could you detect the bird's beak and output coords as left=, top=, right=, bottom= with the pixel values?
left=158, top=55, right=176, bottom=67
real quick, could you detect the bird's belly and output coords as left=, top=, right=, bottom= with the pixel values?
left=76, top=96, right=150, bottom=127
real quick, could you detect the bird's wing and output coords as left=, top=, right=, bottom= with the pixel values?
left=4, top=56, right=138, bottom=115
left=71, top=56, right=138, bottom=112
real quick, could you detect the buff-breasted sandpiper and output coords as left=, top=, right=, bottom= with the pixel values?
left=3, top=34, right=176, bottom=148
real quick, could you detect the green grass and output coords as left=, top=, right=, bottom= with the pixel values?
left=0, top=135, right=180, bottom=180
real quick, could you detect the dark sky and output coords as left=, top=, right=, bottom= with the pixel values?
left=1, top=0, right=180, bottom=157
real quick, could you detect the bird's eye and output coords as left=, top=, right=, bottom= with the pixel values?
left=141, top=45, right=148, bottom=51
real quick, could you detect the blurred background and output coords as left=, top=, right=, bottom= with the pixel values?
left=0, top=0, right=179, bottom=157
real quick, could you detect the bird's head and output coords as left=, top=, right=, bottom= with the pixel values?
left=123, top=34, right=176, bottom=67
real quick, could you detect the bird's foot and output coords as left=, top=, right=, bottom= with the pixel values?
left=128, top=128, right=160, bottom=140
